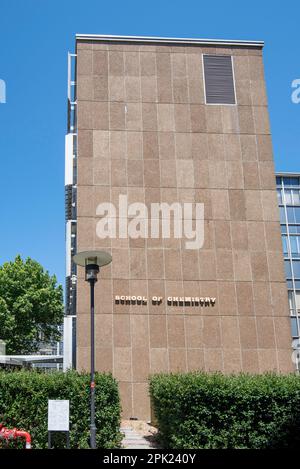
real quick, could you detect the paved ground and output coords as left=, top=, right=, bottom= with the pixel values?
left=121, top=420, right=160, bottom=449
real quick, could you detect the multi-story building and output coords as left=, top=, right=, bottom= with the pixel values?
left=276, top=173, right=300, bottom=370
left=65, top=34, right=294, bottom=420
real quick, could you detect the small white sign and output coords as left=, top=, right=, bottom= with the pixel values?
left=48, top=400, right=69, bottom=431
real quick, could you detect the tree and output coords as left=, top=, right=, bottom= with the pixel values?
left=0, top=255, right=64, bottom=354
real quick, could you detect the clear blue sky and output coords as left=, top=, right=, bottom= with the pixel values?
left=0, top=0, right=299, bottom=287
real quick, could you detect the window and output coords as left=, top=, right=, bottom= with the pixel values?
left=282, top=236, right=288, bottom=256
left=290, top=236, right=300, bottom=257
left=283, top=189, right=300, bottom=205
left=289, top=225, right=300, bottom=234
left=287, top=207, right=294, bottom=223
left=291, top=317, right=299, bottom=338
left=292, top=260, right=300, bottom=278
left=284, top=189, right=293, bottom=204
left=287, top=280, right=300, bottom=289
left=203, top=55, right=236, bottom=105
left=277, top=189, right=282, bottom=204
left=283, top=235, right=300, bottom=258
left=296, top=291, right=300, bottom=312
left=288, top=290, right=296, bottom=315
left=293, top=190, right=300, bottom=205
left=285, top=260, right=292, bottom=278
left=288, top=290, right=300, bottom=315
left=279, top=207, right=286, bottom=224
left=287, top=260, right=300, bottom=278
left=286, top=207, right=300, bottom=224
left=283, top=177, right=299, bottom=186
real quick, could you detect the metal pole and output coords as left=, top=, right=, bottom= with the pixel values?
left=66, top=431, right=70, bottom=449
left=90, top=278, right=96, bottom=449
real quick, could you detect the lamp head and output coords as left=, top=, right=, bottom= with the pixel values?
left=72, top=250, right=112, bottom=283
left=85, top=260, right=100, bottom=282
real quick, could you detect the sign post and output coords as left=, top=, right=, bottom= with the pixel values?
left=48, top=400, right=70, bottom=449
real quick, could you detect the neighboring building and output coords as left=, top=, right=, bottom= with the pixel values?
left=65, top=34, right=294, bottom=420
left=27, top=326, right=63, bottom=371
left=276, top=173, right=300, bottom=370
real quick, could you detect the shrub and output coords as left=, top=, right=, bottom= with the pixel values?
left=0, top=370, right=122, bottom=448
left=150, top=372, right=300, bottom=449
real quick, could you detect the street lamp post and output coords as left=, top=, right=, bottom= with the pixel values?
left=73, top=250, right=112, bottom=449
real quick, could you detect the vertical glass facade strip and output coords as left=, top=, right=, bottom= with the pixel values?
left=277, top=174, right=300, bottom=371
left=64, top=52, right=78, bottom=370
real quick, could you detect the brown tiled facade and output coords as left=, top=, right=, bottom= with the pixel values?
left=72, top=36, right=293, bottom=420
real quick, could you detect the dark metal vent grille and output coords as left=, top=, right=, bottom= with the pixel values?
left=65, top=276, right=76, bottom=316
left=203, top=55, right=236, bottom=104
left=65, top=185, right=73, bottom=221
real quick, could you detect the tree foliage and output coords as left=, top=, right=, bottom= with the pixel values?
left=0, top=255, right=63, bottom=354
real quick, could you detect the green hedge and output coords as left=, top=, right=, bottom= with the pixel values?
left=150, top=372, right=300, bottom=449
left=0, top=370, right=122, bottom=449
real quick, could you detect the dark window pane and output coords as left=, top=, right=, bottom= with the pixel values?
left=276, top=176, right=282, bottom=186
left=291, top=317, right=299, bottom=338
left=290, top=177, right=299, bottom=186
left=283, top=177, right=300, bottom=186
left=280, top=207, right=286, bottom=224
left=281, top=224, right=287, bottom=234
left=295, top=207, right=300, bottom=223
left=287, top=207, right=295, bottom=224
left=282, top=236, right=288, bottom=255
left=290, top=237, right=299, bottom=257
left=292, top=261, right=300, bottom=278
left=285, top=260, right=292, bottom=278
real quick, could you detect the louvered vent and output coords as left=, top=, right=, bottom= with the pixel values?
left=203, top=55, right=236, bottom=105
left=65, top=184, right=73, bottom=221
left=65, top=276, right=77, bottom=315
left=65, top=276, right=71, bottom=315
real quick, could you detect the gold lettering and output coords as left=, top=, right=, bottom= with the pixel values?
left=115, top=294, right=216, bottom=307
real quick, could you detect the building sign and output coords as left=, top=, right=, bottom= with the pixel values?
left=167, top=297, right=216, bottom=306
left=115, top=296, right=148, bottom=305
left=114, top=295, right=216, bottom=307
left=48, top=400, right=70, bottom=432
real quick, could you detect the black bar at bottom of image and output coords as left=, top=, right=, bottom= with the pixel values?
left=0, top=449, right=295, bottom=467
